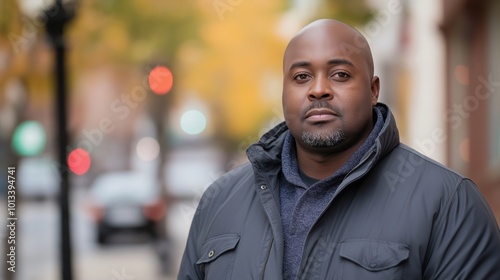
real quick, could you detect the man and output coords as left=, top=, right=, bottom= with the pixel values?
left=178, top=19, right=500, bottom=279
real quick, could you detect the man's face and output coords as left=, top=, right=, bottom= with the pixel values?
left=282, top=26, right=379, bottom=151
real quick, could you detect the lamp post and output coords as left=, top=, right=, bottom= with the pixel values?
left=44, top=1, right=75, bottom=279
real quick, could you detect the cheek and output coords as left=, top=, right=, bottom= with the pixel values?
left=338, top=91, right=374, bottom=125
left=282, top=91, right=303, bottom=119
left=344, top=85, right=374, bottom=107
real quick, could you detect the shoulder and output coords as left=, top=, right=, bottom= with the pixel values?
left=386, top=143, right=466, bottom=184
left=371, top=143, right=473, bottom=205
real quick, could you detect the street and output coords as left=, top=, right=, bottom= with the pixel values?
left=2, top=185, right=193, bottom=280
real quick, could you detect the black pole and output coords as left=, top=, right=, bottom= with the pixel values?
left=55, top=36, right=73, bottom=280
left=45, top=1, right=75, bottom=280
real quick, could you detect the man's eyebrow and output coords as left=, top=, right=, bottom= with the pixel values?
left=328, top=58, right=354, bottom=67
left=289, top=61, right=311, bottom=70
left=288, top=59, right=354, bottom=71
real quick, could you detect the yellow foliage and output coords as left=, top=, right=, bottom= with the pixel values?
left=101, top=20, right=130, bottom=55
left=177, top=0, right=287, bottom=141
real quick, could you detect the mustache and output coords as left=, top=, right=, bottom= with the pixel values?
left=305, top=100, right=338, bottom=113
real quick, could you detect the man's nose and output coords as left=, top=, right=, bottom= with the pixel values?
left=308, top=76, right=333, bottom=100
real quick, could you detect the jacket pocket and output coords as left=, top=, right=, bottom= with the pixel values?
left=196, top=234, right=240, bottom=279
left=339, top=239, right=409, bottom=280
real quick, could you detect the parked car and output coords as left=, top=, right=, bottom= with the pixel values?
left=87, top=171, right=165, bottom=245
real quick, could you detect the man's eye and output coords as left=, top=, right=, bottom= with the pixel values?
left=333, top=72, right=350, bottom=78
left=294, top=74, right=309, bottom=80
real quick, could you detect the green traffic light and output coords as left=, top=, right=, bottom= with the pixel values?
left=11, top=121, right=47, bottom=156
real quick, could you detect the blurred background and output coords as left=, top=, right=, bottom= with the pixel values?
left=0, top=0, right=499, bottom=279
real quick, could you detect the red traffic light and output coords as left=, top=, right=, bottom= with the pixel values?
left=68, top=148, right=91, bottom=175
left=148, top=66, right=173, bottom=95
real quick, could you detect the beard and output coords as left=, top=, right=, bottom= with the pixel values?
left=301, top=129, right=346, bottom=147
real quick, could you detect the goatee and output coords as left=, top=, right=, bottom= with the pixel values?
left=301, top=129, right=346, bottom=147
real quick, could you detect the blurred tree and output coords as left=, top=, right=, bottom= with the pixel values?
left=0, top=1, right=29, bottom=89
left=67, top=0, right=200, bottom=68
left=315, top=0, right=375, bottom=27
left=176, top=0, right=288, bottom=157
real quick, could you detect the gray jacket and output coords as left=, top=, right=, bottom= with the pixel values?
left=178, top=104, right=500, bottom=279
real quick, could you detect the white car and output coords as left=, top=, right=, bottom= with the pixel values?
left=87, top=171, right=165, bottom=245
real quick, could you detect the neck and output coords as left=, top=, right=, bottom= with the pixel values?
left=295, top=136, right=368, bottom=180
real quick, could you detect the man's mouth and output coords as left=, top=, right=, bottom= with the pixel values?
left=304, top=108, right=338, bottom=122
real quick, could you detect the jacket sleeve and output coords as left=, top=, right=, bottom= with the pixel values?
left=177, top=202, right=204, bottom=279
left=423, top=179, right=500, bottom=279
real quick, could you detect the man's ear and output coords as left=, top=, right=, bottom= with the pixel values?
left=371, top=76, right=380, bottom=106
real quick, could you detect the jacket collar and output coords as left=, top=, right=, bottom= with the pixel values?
left=373, top=103, right=400, bottom=162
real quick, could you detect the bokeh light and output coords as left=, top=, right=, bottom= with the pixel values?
left=180, top=110, right=207, bottom=135
left=148, top=66, right=173, bottom=95
left=136, top=137, right=160, bottom=161
left=11, top=120, right=47, bottom=156
left=68, top=148, right=91, bottom=175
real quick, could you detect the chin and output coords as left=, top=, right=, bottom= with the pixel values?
left=301, top=129, right=346, bottom=147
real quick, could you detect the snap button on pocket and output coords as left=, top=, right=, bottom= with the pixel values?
left=260, top=185, right=267, bottom=190
left=339, top=239, right=409, bottom=279
left=340, top=239, right=409, bottom=271
left=196, top=234, right=240, bottom=265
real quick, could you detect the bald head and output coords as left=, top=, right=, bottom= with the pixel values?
left=284, top=19, right=375, bottom=77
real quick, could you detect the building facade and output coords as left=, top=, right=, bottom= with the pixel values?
left=441, top=0, right=500, bottom=219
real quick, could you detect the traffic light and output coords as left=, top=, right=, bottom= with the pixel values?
left=11, top=120, right=47, bottom=156
left=67, top=148, right=91, bottom=175
left=148, top=65, right=173, bottom=95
